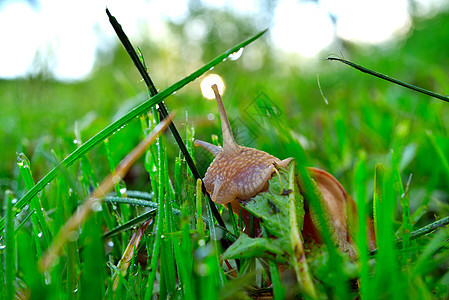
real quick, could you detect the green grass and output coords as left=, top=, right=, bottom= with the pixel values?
left=1, top=8, right=449, bottom=299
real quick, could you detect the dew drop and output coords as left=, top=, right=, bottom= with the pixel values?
left=38, top=232, right=43, bottom=238
left=11, top=198, right=17, bottom=204
left=91, top=201, right=102, bottom=212
left=0, top=245, right=6, bottom=250
left=107, top=241, right=114, bottom=247
left=228, top=47, right=243, bottom=61
left=207, top=113, right=215, bottom=121
left=73, top=139, right=78, bottom=144
left=120, top=187, right=127, bottom=195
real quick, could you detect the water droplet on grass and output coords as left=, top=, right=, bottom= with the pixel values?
left=38, top=232, right=43, bottom=238
left=228, top=48, right=243, bottom=61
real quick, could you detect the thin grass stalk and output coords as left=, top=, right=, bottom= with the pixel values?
left=111, top=219, right=152, bottom=291
left=327, top=57, right=449, bottom=103
left=17, top=153, right=50, bottom=249
left=227, top=203, right=239, bottom=237
left=4, top=191, right=15, bottom=300
left=261, top=226, right=285, bottom=300
left=160, top=149, right=177, bottom=296
left=181, top=214, right=195, bottom=297
left=144, top=193, right=163, bottom=299
left=427, top=131, right=449, bottom=186
left=104, top=138, right=123, bottom=198
left=391, top=149, right=412, bottom=257
left=196, top=179, right=206, bottom=240
left=287, top=162, right=316, bottom=298
left=354, top=153, right=370, bottom=298
left=374, top=167, right=401, bottom=299
left=204, top=197, right=227, bottom=288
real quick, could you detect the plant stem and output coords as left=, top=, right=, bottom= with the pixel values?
left=327, top=57, right=449, bottom=103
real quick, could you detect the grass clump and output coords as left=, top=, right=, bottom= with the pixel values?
left=1, top=8, right=449, bottom=300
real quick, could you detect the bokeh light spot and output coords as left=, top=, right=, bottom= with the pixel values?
left=201, top=74, right=225, bottom=99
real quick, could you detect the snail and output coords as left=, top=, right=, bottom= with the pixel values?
left=194, top=84, right=375, bottom=258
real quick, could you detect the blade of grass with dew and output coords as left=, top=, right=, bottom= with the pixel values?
left=174, top=156, right=183, bottom=206
left=4, top=190, right=15, bottom=300
left=160, top=149, right=177, bottom=297
left=185, top=121, right=198, bottom=229
left=181, top=206, right=195, bottom=298
left=226, top=204, right=239, bottom=238
left=144, top=183, right=163, bottom=300
left=103, top=208, right=157, bottom=240
left=103, top=138, right=129, bottom=256
left=104, top=138, right=132, bottom=227
left=104, top=138, right=123, bottom=198
left=14, top=209, right=35, bottom=233
left=196, top=179, right=205, bottom=240
left=17, top=153, right=51, bottom=249
left=105, top=196, right=159, bottom=208
left=204, top=194, right=227, bottom=288
left=327, top=57, right=449, bottom=103
left=171, top=158, right=194, bottom=298
left=144, top=118, right=167, bottom=299
left=391, top=149, right=412, bottom=258
left=373, top=166, right=402, bottom=299
left=79, top=214, right=105, bottom=299
left=0, top=28, right=268, bottom=231
left=354, top=152, right=370, bottom=298
left=373, top=164, right=384, bottom=241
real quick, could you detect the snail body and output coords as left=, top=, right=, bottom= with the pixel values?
left=195, top=84, right=375, bottom=258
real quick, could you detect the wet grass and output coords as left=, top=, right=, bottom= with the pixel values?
left=1, top=9, right=449, bottom=300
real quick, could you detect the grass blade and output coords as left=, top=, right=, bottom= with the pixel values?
left=3, top=191, right=15, bottom=300
left=327, top=57, right=449, bottom=103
